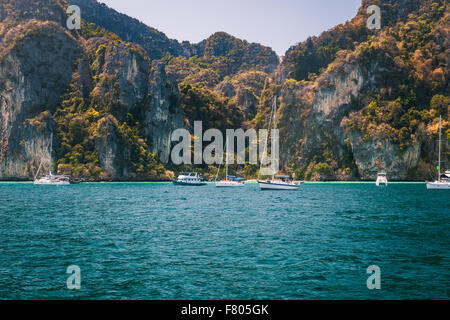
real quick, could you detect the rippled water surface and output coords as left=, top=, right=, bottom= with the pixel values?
left=0, top=182, right=448, bottom=299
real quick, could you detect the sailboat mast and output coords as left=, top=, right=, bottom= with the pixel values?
left=49, top=132, right=53, bottom=176
left=225, top=136, right=228, bottom=181
left=272, top=97, right=277, bottom=181
left=258, top=97, right=274, bottom=180
left=216, top=135, right=227, bottom=181
left=438, top=116, right=441, bottom=182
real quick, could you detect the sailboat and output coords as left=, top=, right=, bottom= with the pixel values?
left=258, top=97, right=299, bottom=190
left=33, top=133, right=71, bottom=186
left=426, top=116, right=449, bottom=190
left=215, top=137, right=245, bottom=187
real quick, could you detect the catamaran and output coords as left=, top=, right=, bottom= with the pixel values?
left=215, top=137, right=245, bottom=187
left=258, top=97, right=300, bottom=190
left=33, top=133, right=71, bottom=186
left=426, top=116, right=450, bottom=190
left=376, top=172, right=388, bottom=186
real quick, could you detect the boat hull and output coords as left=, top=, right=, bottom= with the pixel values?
left=258, top=181, right=299, bottom=190
left=426, top=182, right=450, bottom=190
left=215, top=181, right=245, bottom=187
left=172, top=180, right=206, bottom=186
left=33, top=181, right=71, bottom=186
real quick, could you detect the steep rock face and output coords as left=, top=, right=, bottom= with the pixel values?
left=86, top=38, right=151, bottom=115
left=215, top=70, right=269, bottom=118
left=276, top=51, right=421, bottom=180
left=347, top=132, right=421, bottom=180
left=95, top=114, right=121, bottom=178
left=0, top=21, right=81, bottom=179
left=0, top=0, right=67, bottom=26
left=272, top=0, right=449, bottom=181
left=146, top=61, right=184, bottom=163
left=86, top=39, right=184, bottom=173
left=0, top=13, right=185, bottom=180
left=236, top=88, right=259, bottom=116
left=303, top=60, right=370, bottom=163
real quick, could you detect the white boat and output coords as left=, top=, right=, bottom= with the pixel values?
left=172, top=172, right=206, bottom=186
left=259, top=176, right=300, bottom=190
left=214, top=136, right=245, bottom=187
left=443, top=170, right=450, bottom=182
left=33, top=133, right=71, bottom=186
left=257, top=97, right=299, bottom=191
left=426, top=181, right=450, bottom=190
left=426, top=116, right=450, bottom=190
left=34, top=174, right=71, bottom=186
left=215, top=180, right=245, bottom=187
left=376, top=172, right=388, bottom=186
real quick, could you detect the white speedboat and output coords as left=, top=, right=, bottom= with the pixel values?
left=376, top=173, right=388, bottom=186
left=257, top=97, right=300, bottom=191
left=33, top=133, right=71, bottom=186
left=34, top=174, right=71, bottom=186
left=172, top=172, right=206, bottom=186
left=426, top=116, right=450, bottom=190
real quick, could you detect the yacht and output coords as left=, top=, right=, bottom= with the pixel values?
left=376, top=172, right=388, bottom=186
left=214, top=136, right=245, bottom=187
left=442, top=170, right=450, bottom=182
left=259, top=175, right=300, bottom=190
left=33, top=133, right=71, bottom=186
left=426, top=116, right=450, bottom=190
left=257, top=97, right=300, bottom=191
left=34, top=174, right=71, bottom=186
left=172, top=172, right=206, bottom=186
left=215, top=176, right=245, bottom=187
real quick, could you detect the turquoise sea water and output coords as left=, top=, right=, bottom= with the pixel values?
left=0, top=182, right=448, bottom=300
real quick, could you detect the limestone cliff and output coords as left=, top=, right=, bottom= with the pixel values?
left=261, top=0, right=448, bottom=181
left=0, top=1, right=184, bottom=180
left=0, top=20, right=81, bottom=179
left=0, top=0, right=448, bottom=181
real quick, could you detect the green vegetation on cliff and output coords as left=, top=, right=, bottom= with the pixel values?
left=1, top=0, right=449, bottom=181
left=270, top=0, right=449, bottom=181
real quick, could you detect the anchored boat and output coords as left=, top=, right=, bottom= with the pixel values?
left=259, top=175, right=300, bottom=190
left=426, top=116, right=450, bottom=190
left=376, top=172, right=388, bottom=186
left=215, top=176, right=245, bottom=187
left=257, top=97, right=300, bottom=191
left=172, top=172, right=207, bottom=186
left=214, top=136, right=245, bottom=187
left=33, top=133, right=71, bottom=186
